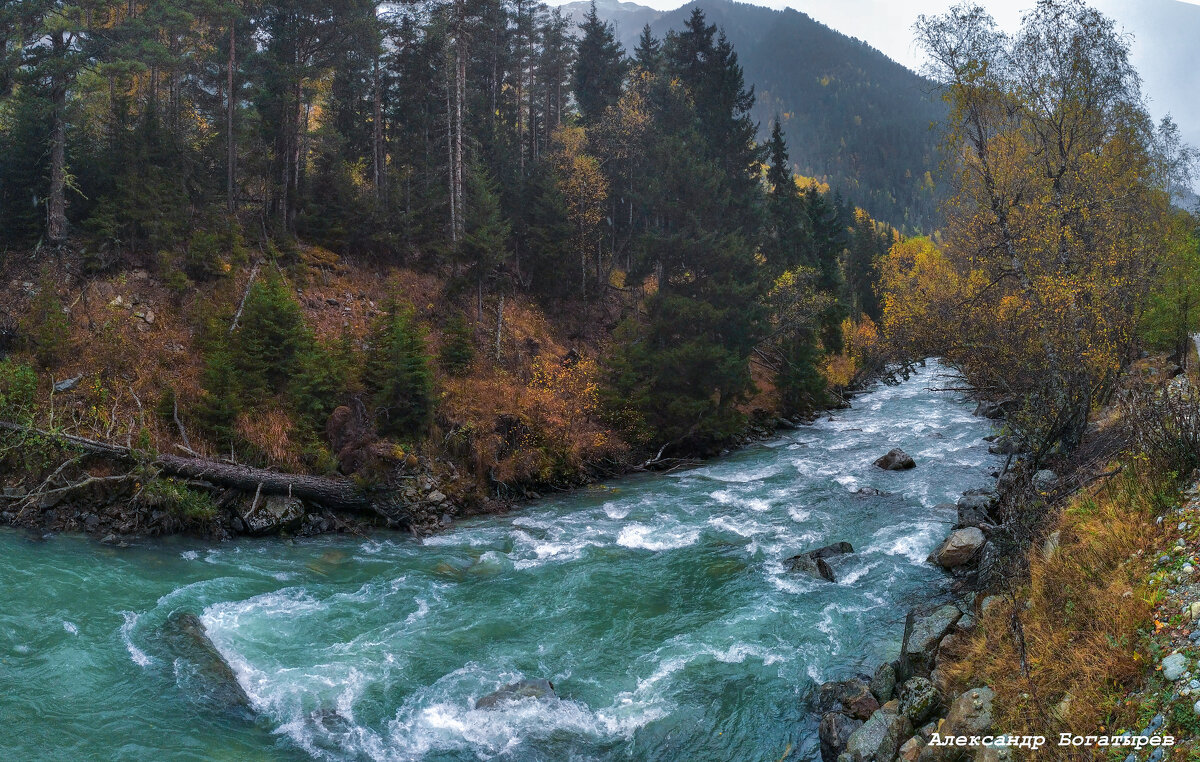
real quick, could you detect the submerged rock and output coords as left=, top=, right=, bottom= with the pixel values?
left=873, top=448, right=916, bottom=470
left=808, top=541, right=854, bottom=560
left=161, top=611, right=250, bottom=711
left=475, top=678, right=556, bottom=710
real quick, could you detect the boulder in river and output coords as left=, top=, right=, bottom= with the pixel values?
left=819, top=711, right=863, bottom=762
left=927, top=528, right=986, bottom=569
left=818, top=678, right=880, bottom=720
left=788, top=553, right=836, bottom=582
left=873, top=449, right=915, bottom=471
left=838, top=705, right=912, bottom=762
left=161, top=611, right=251, bottom=712
left=808, top=541, right=854, bottom=560
left=900, top=605, right=961, bottom=678
left=475, top=678, right=556, bottom=710
left=869, top=662, right=896, bottom=703
left=955, top=492, right=997, bottom=529
left=973, top=398, right=1015, bottom=419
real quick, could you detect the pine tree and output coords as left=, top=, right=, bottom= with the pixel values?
left=572, top=2, right=627, bottom=125
left=233, top=271, right=309, bottom=398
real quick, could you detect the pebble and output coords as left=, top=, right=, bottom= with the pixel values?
left=1195, top=699, right=1200, bottom=715
left=1184, top=563, right=1196, bottom=575
left=1158, top=555, right=1171, bottom=565
left=1191, top=680, right=1200, bottom=690
left=1162, top=652, right=1189, bottom=681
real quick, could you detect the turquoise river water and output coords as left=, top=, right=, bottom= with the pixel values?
left=0, top=360, right=999, bottom=761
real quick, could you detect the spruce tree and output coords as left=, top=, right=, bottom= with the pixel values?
left=367, top=303, right=434, bottom=438
left=572, top=2, right=628, bottom=125
left=439, top=311, right=475, bottom=376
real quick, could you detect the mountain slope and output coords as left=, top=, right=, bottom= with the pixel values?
left=561, top=0, right=946, bottom=231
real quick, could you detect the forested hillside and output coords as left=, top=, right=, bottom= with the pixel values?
left=0, top=0, right=899, bottom=519
left=562, top=0, right=946, bottom=231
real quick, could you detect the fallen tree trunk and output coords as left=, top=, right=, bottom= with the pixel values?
left=0, top=421, right=371, bottom=514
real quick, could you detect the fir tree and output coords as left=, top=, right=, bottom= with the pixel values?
left=367, top=303, right=434, bottom=438
left=439, top=311, right=475, bottom=376
left=572, top=2, right=627, bottom=125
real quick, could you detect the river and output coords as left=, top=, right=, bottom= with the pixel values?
left=0, top=360, right=999, bottom=761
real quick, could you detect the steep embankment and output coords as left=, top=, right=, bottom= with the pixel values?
left=0, top=247, right=790, bottom=540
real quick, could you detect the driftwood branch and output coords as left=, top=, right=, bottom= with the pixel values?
left=229, top=264, right=260, bottom=334
left=0, top=420, right=372, bottom=514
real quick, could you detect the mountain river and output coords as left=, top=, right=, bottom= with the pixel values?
left=0, top=359, right=1000, bottom=761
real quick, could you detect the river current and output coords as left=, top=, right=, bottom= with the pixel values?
left=0, top=360, right=999, bottom=761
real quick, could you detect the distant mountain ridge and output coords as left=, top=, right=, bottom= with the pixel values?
left=560, top=0, right=946, bottom=231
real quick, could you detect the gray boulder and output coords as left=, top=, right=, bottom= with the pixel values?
left=820, top=712, right=864, bottom=762
left=809, top=541, right=854, bottom=560
left=874, top=448, right=916, bottom=470
left=943, top=686, right=995, bottom=737
left=898, top=677, right=940, bottom=724
left=901, top=605, right=961, bottom=678
left=475, top=678, right=556, bottom=710
left=869, top=662, right=896, bottom=703
left=838, top=708, right=912, bottom=762
left=787, top=553, right=836, bottom=582
left=239, top=494, right=305, bottom=536
left=1033, top=469, right=1057, bottom=492
left=955, top=492, right=998, bottom=528
left=927, top=528, right=985, bottom=569
left=818, top=678, right=880, bottom=720
left=161, top=611, right=251, bottom=712
left=973, top=398, right=1014, bottom=419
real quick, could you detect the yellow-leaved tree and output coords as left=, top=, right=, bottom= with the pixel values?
left=902, top=0, right=1179, bottom=453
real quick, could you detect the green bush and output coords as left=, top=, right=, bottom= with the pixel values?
left=139, top=477, right=217, bottom=521
left=366, top=302, right=433, bottom=437
left=439, top=312, right=475, bottom=376
left=24, top=282, right=70, bottom=367
left=0, top=359, right=37, bottom=421
left=185, top=229, right=226, bottom=280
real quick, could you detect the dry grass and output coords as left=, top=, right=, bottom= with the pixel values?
left=943, top=464, right=1161, bottom=753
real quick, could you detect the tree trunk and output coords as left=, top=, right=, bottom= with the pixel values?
left=373, top=51, right=384, bottom=202
left=47, top=33, right=69, bottom=246
left=227, top=23, right=237, bottom=213
left=0, top=422, right=372, bottom=514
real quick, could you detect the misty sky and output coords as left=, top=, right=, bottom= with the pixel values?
left=550, top=0, right=1200, bottom=151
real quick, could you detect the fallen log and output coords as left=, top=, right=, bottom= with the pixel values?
left=0, top=421, right=371, bottom=514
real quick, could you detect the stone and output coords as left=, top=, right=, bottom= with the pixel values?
left=161, top=611, right=251, bottom=711
left=869, top=662, right=896, bottom=703
left=898, top=736, right=925, bottom=762
left=898, top=677, right=940, bottom=724
left=980, top=596, right=1004, bottom=616
left=787, top=553, right=836, bottom=582
left=955, top=493, right=996, bottom=528
left=809, top=541, right=855, bottom=559
left=475, top=678, right=556, bottom=710
left=427, top=490, right=447, bottom=504
left=1033, top=469, right=1057, bottom=492
left=1041, top=531, right=1062, bottom=561
left=988, top=437, right=1022, bottom=455
left=874, top=448, right=916, bottom=470
left=927, top=528, right=985, bottom=569
left=818, top=678, right=880, bottom=720
left=943, top=687, right=995, bottom=737
left=819, top=711, right=863, bottom=762
left=1162, top=652, right=1188, bottom=682
left=956, top=613, right=977, bottom=631
left=839, top=708, right=912, bottom=762
left=239, top=494, right=305, bottom=536
left=53, top=375, right=83, bottom=393
left=902, top=605, right=961, bottom=677
left=1188, top=601, right=1200, bottom=621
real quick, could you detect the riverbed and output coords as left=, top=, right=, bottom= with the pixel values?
left=0, top=360, right=999, bottom=761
